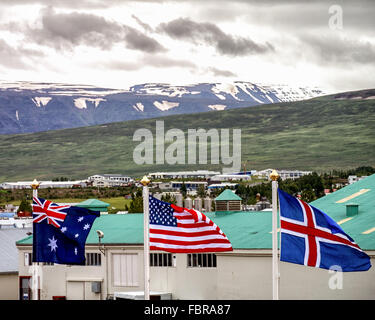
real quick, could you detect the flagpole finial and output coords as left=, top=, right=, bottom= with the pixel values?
left=31, top=179, right=40, bottom=189
left=270, top=170, right=279, bottom=181
left=140, top=175, right=150, bottom=186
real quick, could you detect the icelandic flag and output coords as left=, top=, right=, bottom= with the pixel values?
left=32, top=197, right=100, bottom=265
left=278, top=189, right=371, bottom=272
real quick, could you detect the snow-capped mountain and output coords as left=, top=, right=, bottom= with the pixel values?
left=0, top=80, right=324, bottom=134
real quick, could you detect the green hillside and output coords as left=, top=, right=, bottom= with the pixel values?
left=0, top=92, right=374, bottom=181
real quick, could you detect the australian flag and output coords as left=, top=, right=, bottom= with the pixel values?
left=32, top=197, right=100, bottom=265
left=278, top=189, right=371, bottom=272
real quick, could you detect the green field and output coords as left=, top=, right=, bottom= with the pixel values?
left=0, top=92, right=374, bottom=181
left=0, top=197, right=131, bottom=212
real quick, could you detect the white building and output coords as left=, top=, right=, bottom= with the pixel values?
left=148, top=170, right=220, bottom=180
left=253, top=169, right=312, bottom=180
left=0, top=180, right=87, bottom=189
left=14, top=175, right=375, bottom=300
left=88, top=174, right=133, bottom=187
left=210, top=174, right=251, bottom=182
left=348, top=175, right=367, bottom=185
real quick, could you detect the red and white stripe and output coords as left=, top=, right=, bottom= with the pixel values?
left=280, top=198, right=362, bottom=268
left=150, top=205, right=233, bottom=253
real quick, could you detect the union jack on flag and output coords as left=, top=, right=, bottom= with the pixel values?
left=32, top=196, right=100, bottom=265
left=32, top=196, right=70, bottom=228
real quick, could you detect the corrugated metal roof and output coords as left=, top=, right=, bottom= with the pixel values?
left=310, top=174, right=375, bottom=250
left=0, top=227, right=32, bottom=273
left=17, top=174, right=375, bottom=250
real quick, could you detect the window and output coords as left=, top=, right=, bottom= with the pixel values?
left=19, top=276, right=32, bottom=300
left=86, top=253, right=101, bottom=266
left=24, top=252, right=32, bottom=266
left=112, top=253, right=138, bottom=287
left=150, top=253, right=172, bottom=267
left=187, top=253, right=217, bottom=268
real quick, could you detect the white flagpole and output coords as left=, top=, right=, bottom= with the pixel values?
left=270, top=170, right=280, bottom=300
left=31, top=179, right=40, bottom=301
left=141, top=176, right=151, bottom=300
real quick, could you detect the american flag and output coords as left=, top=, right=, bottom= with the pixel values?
left=149, top=196, right=233, bottom=253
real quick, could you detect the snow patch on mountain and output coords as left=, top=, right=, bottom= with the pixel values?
left=32, top=97, right=52, bottom=107
left=153, top=100, right=179, bottom=111
left=212, top=83, right=241, bottom=101
left=73, top=98, right=106, bottom=109
left=208, top=104, right=227, bottom=110
left=132, top=103, right=144, bottom=112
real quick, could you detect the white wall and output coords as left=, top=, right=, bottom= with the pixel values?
left=17, top=245, right=375, bottom=300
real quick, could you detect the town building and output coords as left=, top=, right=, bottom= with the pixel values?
left=76, top=199, right=110, bottom=214
left=348, top=175, right=368, bottom=185
left=0, top=180, right=87, bottom=189
left=210, top=174, right=251, bottom=182
left=148, top=170, right=220, bottom=180
left=253, top=169, right=312, bottom=180
left=88, top=174, right=133, bottom=187
left=0, top=227, right=32, bottom=300
left=15, top=174, right=375, bottom=300
left=214, top=189, right=242, bottom=212
left=152, top=181, right=207, bottom=194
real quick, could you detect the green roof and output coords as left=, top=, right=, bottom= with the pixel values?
left=76, top=199, right=110, bottom=212
left=77, top=199, right=110, bottom=208
left=215, top=189, right=242, bottom=201
left=17, top=174, right=375, bottom=250
left=310, top=174, right=375, bottom=250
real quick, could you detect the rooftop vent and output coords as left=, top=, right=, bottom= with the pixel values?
left=346, top=203, right=359, bottom=217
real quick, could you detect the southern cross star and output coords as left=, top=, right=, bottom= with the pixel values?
left=48, top=236, right=58, bottom=252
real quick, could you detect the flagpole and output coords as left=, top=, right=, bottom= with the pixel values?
left=141, top=175, right=151, bottom=301
left=270, top=170, right=280, bottom=300
left=31, top=179, right=40, bottom=301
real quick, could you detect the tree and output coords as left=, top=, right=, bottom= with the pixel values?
left=17, top=199, right=32, bottom=213
left=125, top=189, right=143, bottom=213
left=180, top=182, right=187, bottom=197
left=197, top=184, right=206, bottom=198
left=161, top=193, right=176, bottom=204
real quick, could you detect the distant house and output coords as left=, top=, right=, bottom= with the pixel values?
left=0, top=181, right=87, bottom=189
left=210, top=174, right=251, bottom=182
left=76, top=199, right=110, bottom=214
left=148, top=170, right=220, bottom=179
left=88, top=174, right=133, bottom=187
left=252, top=169, right=312, bottom=180
left=348, top=175, right=368, bottom=185
left=214, top=189, right=242, bottom=212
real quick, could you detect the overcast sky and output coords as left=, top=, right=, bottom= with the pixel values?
left=0, top=0, right=374, bottom=93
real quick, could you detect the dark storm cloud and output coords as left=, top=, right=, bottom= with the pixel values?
left=207, top=67, right=237, bottom=77
left=24, top=8, right=165, bottom=53
left=0, top=39, right=44, bottom=69
left=157, top=18, right=274, bottom=56
left=300, top=33, right=375, bottom=65
left=102, top=54, right=196, bottom=71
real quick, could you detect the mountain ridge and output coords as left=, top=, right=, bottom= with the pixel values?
left=0, top=88, right=374, bottom=181
left=0, top=80, right=324, bottom=134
